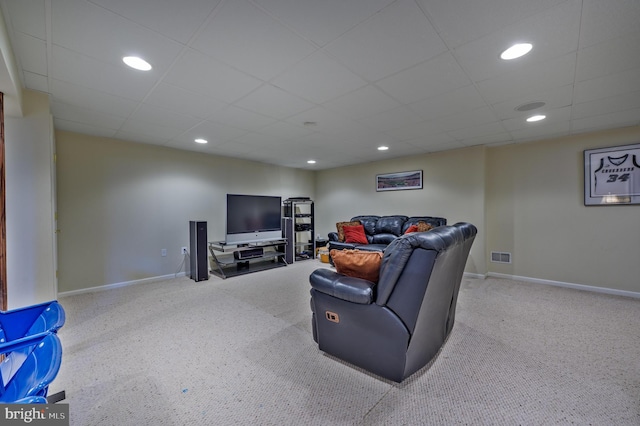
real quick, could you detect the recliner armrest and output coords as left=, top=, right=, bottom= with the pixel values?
left=309, top=268, right=375, bottom=304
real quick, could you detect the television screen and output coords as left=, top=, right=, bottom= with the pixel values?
left=226, top=194, right=282, bottom=243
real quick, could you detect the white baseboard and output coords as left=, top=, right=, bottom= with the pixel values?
left=59, top=270, right=639, bottom=300
left=463, top=272, right=486, bottom=280
left=486, top=272, right=640, bottom=299
left=58, top=272, right=186, bottom=298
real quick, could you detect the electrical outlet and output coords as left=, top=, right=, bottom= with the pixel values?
left=161, top=249, right=167, bottom=257
left=181, top=247, right=188, bottom=254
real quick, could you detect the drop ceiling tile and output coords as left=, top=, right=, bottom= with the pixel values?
left=491, top=84, right=573, bottom=120
left=417, top=0, right=567, bottom=48
left=408, top=85, right=487, bottom=121
left=11, top=32, right=47, bottom=76
left=256, top=121, right=316, bottom=140
left=510, top=120, right=571, bottom=142
left=572, top=91, right=640, bottom=120
left=436, top=106, right=500, bottom=133
left=476, top=53, right=576, bottom=105
left=284, top=106, right=364, bottom=135
left=334, top=124, right=391, bottom=146
left=49, top=79, right=139, bottom=118
left=163, top=49, right=263, bottom=104
left=164, top=138, right=224, bottom=153
left=91, top=0, right=220, bottom=44
left=385, top=119, right=447, bottom=142
left=192, top=0, right=316, bottom=81
left=571, top=108, right=640, bottom=133
left=50, top=0, right=184, bottom=72
left=575, top=31, right=640, bottom=82
left=127, top=103, right=201, bottom=130
left=453, top=0, right=581, bottom=83
left=423, top=140, right=468, bottom=153
left=23, top=71, right=48, bottom=93
left=253, top=0, right=394, bottom=47
left=579, top=0, right=640, bottom=48
left=325, top=0, right=447, bottom=82
left=118, top=118, right=184, bottom=141
left=407, top=135, right=465, bottom=153
left=143, top=82, right=227, bottom=120
left=502, top=105, right=572, bottom=132
left=171, top=120, right=249, bottom=145
left=375, top=52, right=471, bottom=105
left=233, top=131, right=290, bottom=149
left=323, top=85, right=401, bottom=120
left=209, top=105, right=277, bottom=131
left=209, top=141, right=258, bottom=156
left=573, top=67, right=640, bottom=105
left=459, top=132, right=513, bottom=147
left=114, top=130, right=172, bottom=145
left=271, top=51, right=367, bottom=104
left=234, top=84, right=315, bottom=119
left=54, top=118, right=118, bottom=139
left=51, top=101, right=126, bottom=130
left=3, top=0, right=47, bottom=40
left=356, top=105, right=423, bottom=133
left=448, top=121, right=507, bottom=140
left=4, top=0, right=640, bottom=170
left=50, top=45, right=158, bottom=101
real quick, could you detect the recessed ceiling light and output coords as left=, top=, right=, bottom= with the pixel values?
left=307, top=160, right=316, bottom=164
left=194, top=138, right=208, bottom=144
left=500, top=43, right=533, bottom=60
left=123, top=56, right=152, bottom=71
left=378, top=146, right=389, bottom=151
left=526, top=114, right=546, bottom=122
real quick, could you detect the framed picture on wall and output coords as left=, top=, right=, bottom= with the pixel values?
left=584, top=143, right=640, bottom=205
left=376, top=170, right=423, bottom=192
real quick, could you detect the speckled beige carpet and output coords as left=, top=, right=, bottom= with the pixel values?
left=52, top=260, right=640, bottom=425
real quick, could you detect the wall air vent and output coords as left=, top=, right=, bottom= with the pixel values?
left=491, top=251, right=512, bottom=264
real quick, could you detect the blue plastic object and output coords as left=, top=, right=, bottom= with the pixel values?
left=0, top=301, right=65, bottom=403
left=12, top=395, right=48, bottom=404
left=0, top=333, right=63, bottom=402
left=0, top=301, right=65, bottom=344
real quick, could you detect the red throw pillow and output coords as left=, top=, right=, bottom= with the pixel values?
left=343, top=224, right=368, bottom=244
left=336, top=220, right=361, bottom=242
left=404, top=224, right=419, bottom=234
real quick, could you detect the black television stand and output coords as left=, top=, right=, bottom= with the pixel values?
left=208, top=239, right=288, bottom=279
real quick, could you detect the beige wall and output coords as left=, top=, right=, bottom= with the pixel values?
left=50, top=124, right=640, bottom=295
left=55, top=131, right=314, bottom=293
left=486, top=126, right=640, bottom=293
left=315, top=127, right=640, bottom=294
left=315, top=145, right=487, bottom=276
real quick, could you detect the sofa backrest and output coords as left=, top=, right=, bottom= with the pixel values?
left=368, top=215, right=407, bottom=244
left=350, top=215, right=379, bottom=239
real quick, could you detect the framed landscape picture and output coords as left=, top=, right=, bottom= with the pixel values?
left=376, top=170, right=423, bottom=192
left=584, top=143, right=640, bottom=206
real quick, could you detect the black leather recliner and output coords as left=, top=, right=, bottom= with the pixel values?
left=309, top=222, right=477, bottom=382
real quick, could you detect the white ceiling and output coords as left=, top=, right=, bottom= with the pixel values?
left=1, top=0, right=639, bottom=170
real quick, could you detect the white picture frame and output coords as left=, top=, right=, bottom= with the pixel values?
left=584, top=143, right=640, bottom=206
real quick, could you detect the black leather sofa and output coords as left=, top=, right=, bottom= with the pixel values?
left=328, top=215, right=447, bottom=252
left=310, top=222, right=477, bottom=382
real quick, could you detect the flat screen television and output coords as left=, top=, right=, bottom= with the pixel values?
left=226, top=194, right=282, bottom=244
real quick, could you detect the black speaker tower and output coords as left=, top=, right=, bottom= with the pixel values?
left=189, top=221, right=208, bottom=282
